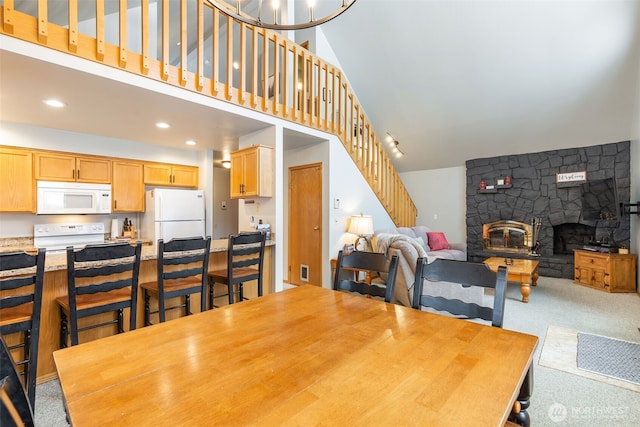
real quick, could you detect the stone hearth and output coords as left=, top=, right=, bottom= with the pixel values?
left=466, top=141, right=631, bottom=278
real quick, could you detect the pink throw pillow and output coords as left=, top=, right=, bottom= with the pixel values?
left=427, top=232, right=450, bottom=251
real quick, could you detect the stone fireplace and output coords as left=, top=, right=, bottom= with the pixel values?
left=465, top=141, right=631, bottom=278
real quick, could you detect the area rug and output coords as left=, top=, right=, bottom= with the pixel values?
left=538, top=325, right=640, bottom=393
left=576, top=332, right=640, bottom=386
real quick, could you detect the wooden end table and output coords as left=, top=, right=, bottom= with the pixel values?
left=484, top=257, right=539, bottom=303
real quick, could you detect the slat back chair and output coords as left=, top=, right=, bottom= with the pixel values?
left=0, top=336, right=34, bottom=427
left=333, top=250, right=399, bottom=303
left=208, top=232, right=266, bottom=307
left=56, top=242, right=142, bottom=347
left=411, top=258, right=508, bottom=327
left=141, top=236, right=211, bottom=324
left=0, top=249, right=45, bottom=410
left=412, top=258, right=532, bottom=426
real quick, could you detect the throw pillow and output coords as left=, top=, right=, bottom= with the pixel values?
left=427, top=232, right=451, bottom=251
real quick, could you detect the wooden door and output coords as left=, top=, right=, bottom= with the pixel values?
left=242, top=148, right=259, bottom=196
left=288, top=163, right=323, bottom=286
left=112, top=161, right=144, bottom=212
left=172, top=165, right=198, bottom=187
left=35, top=152, right=76, bottom=181
left=230, top=152, right=245, bottom=198
left=143, top=163, right=172, bottom=185
left=0, top=147, right=34, bottom=212
left=76, top=156, right=111, bottom=183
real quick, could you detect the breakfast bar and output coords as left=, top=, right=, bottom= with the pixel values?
left=1, top=239, right=275, bottom=383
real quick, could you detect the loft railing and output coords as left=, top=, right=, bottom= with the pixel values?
left=0, top=0, right=417, bottom=226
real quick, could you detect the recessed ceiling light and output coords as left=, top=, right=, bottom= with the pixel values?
left=185, top=140, right=197, bottom=146
left=43, top=99, right=66, bottom=108
left=233, top=61, right=239, bottom=70
left=221, top=160, right=231, bottom=169
left=156, top=122, right=170, bottom=129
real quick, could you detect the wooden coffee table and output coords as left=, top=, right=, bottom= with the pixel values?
left=484, top=257, right=539, bottom=303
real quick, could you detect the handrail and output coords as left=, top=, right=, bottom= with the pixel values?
left=0, top=0, right=416, bottom=226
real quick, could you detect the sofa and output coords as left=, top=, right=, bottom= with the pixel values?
left=372, top=226, right=480, bottom=307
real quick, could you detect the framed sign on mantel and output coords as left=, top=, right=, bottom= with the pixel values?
left=556, top=171, right=587, bottom=184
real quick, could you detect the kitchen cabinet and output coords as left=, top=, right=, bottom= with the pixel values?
left=112, top=160, right=145, bottom=212
left=574, top=249, right=637, bottom=293
left=230, top=145, right=273, bottom=198
left=143, top=163, right=198, bottom=187
left=35, top=152, right=111, bottom=183
left=0, top=146, right=35, bottom=212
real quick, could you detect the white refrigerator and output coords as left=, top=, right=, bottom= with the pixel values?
left=140, top=188, right=206, bottom=243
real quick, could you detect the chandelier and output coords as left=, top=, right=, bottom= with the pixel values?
left=206, top=0, right=358, bottom=31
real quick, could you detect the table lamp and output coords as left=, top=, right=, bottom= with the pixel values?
left=347, top=214, right=374, bottom=251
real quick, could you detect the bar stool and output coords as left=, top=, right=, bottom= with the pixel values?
left=140, top=236, right=211, bottom=325
left=208, top=232, right=266, bottom=307
left=0, top=248, right=45, bottom=410
left=56, top=242, right=142, bottom=347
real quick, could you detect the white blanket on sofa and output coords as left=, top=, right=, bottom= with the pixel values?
left=375, top=233, right=427, bottom=306
left=375, top=233, right=483, bottom=308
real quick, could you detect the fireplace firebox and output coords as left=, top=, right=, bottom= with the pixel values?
left=483, top=220, right=534, bottom=254
left=553, top=223, right=596, bottom=255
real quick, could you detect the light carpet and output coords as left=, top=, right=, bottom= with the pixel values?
left=539, top=325, right=640, bottom=393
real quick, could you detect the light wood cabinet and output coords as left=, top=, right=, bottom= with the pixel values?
left=35, top=152, right=111, bottom=183
left=143, top=163, right=198, bottom=187
left=574, top=249, right=637, bottom=293
left=0, top=146, right=35, bottom=212
left=230, top=145, right=273, bottom=198
left=112, top=161, right=145, bottom=212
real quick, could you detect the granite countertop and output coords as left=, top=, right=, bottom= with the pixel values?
left=0, top=239, right=275, bottom=274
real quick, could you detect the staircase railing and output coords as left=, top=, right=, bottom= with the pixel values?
left=0, top=0, right=417, bottom=226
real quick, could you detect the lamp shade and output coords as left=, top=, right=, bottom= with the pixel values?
left=347, top=215, right=374, bottom=236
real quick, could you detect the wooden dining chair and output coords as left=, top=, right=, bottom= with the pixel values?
left=56, top=242, right=142, bottom=347
left=0, top=249, right=45, bottom=411
left=208, top=232, right=266, bottom=307
left=411, top=257, right=508, bottom=327
left=412, top=258, right=531, bottom=426
left=141, top=236, right=211, bottom=324
left=333, top=250, right=399, bottom=303
left=0, top=336, right=34, bottom=427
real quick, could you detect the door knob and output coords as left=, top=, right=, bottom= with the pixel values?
left=313, top=226, right=320, bottom=230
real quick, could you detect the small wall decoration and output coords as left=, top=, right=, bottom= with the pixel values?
left=556, top=171, right=587, bottom=183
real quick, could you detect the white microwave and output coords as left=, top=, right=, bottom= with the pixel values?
left=37, top=181, right=112, bottom=215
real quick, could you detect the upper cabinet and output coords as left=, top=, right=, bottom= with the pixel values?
left=35, top=152, right=111, bottom=183
left=112, top=160, right=145, bottom=212
left=143, top=163, right=198, bottom=187
left=230, top=145, right=273, bottom=199
left=0, top=146, right=35, bottom=212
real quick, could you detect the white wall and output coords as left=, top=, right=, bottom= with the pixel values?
left=399, top=166, right=467, bottom=243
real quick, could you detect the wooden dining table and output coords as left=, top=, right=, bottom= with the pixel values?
left=53, top=285, right=537, bottom=427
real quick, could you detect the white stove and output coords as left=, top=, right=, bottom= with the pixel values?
left=34, top=223, right=106, bottom=252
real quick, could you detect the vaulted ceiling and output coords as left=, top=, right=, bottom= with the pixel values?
left=2, top=1, right=639, bottom=172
